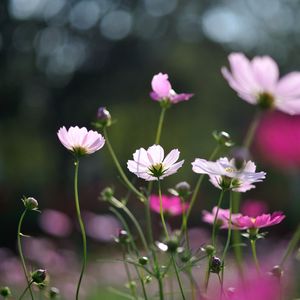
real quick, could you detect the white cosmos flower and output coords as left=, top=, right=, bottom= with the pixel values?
left=127, top=145, right=184, bottom=181
left=191, top=157, right=266, bottom=192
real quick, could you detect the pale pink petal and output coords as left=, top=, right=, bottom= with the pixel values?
left=251, top=56, right=279, bottom=91
left=151, top=73, right=172, bottom=98
left=275, top=98, right=300, bottom=115
left=147, top=145, right=164, bottom=164
left=163, top=160, right=184, bottom=177
left=276, top=72, right=300, bottom=97
left=133, top=148, right=150, bottom=167
left=163, top=149, right=180, bottom=168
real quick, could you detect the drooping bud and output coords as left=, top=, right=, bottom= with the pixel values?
left=49, top=287, right=60, bottom=299
left=213, top=131, right=234, bottom=147
left=138, top=256, right=149, bottom=265
left=22, top=197, right=39, bottom=210
left=31, top=269, right=47, bottom=284
left=96, top=107, right=112, bottom=127
left=0, top=287, right=11, bottom=298
left=210, top=256, right=222, bottom=274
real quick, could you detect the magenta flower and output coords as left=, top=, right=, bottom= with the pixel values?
left=150, top=194, right=189, bottom=216
left=222, top=52, right=300, bottom=115
left=202, top=207, right=241, bottom=229
left=127, top=145, right=184, bottom=181
left=255, top=111, right=300, bottom=170
left=191, top=157, right=266, bottom=192
left=150, top=73, right=193, bottom=104
left=233, top=212, right=285, bottom=230
left=241, top=200, right=268, bottom=217
left=57, top=126, right=105, bottom=155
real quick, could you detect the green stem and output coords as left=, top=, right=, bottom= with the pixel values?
left=17, top=209, right=34, bottom=300
left=19, top=280, right=34, bottom=300
left=220, top=192, right=233, bottom=287
left=155, top=107, right=167, bottom=144
left=212, top=191, right=225, bottom=247
left=171, top=255, right=186, bottom=300
left=204, top=256, right=212, bottom=292
left=158, top=179, right=169, bottom=239
left=103, top=127, right=146, bottom=202
left=74, top=159, right=87, bottom=300
left=280, top=224, right=300, bottom=267
left=250, top=239, right=260, bottom=273
left=122, top=246, right=138, bottom=300
left=242, top=110, right=262, bottom=149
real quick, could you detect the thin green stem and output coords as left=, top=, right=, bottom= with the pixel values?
left=250, top=240, right=260, bottom=274
left=103, top=127, right=146, bottom=202
left=19, top=280, right=34, bottom=300
left=280, top=224, right=300, bottom=267
left=74, top=159, right=87, bottom=300
left=204, top=256, right=212, bottom=293
left=17, top=209, right=34, bottom=300
left=122, top=246, right=138, bottom=300
left=108, top=196, right=149, bottom=252
left=171, top=255, right=186, bottom=300
left=220, top=192, right=233, bottom=288
left=242, top=110, right=262, bottom=149
left=158, top=179, right=169, bottom=239
left=155, top=107, right=167, bottom=145
left=212, top=191, right=225, bottom=247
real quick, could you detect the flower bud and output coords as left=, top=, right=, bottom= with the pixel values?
left=144, top=275, right=152, bottom=284
left=213, top=131, right=234, bottom=147
left=271, top=265, right=283, bottom=278
left=49, top=287, right=60, bottom=299
left=0, top=287, right=11, bottom=298
left=22, top=197, right=38, bottom=210
left=175, top=181, right=191, bottom=199
left=138, top=256, right=149, bottom=265
left=31, top=269, right=47, bottom=284
left=231, top=147, right=250, bottom=170
left=101, top=187, right=114, bottom=202
left=204, top=245, right=215, bottom=256
left=97, top=107, right=111, bottom=127
left=166, top=236, right=179, bottom=253
left=210, top=256, right=222, bottom=274
left=118, top=230, right=130, bottom=244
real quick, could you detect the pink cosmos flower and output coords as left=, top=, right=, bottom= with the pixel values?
left=255, top=111, right=300, bottom=170
left=150, top=73, right=193, bottom=104
left=202, top=207, right=241, bottom=229
left=127, top=144, right=184, bottom=181
left=233, top=212, right=285, bottom=230
left=222, top=52, right=300, bottom=114
left=57, top=126, right=105, bottom=155
left=150, top=194, right=189, bottom=216
left=191, top=157, right=266, bottom=192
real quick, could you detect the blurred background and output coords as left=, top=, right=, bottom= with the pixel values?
left=1, top=0, right=300, bottom=298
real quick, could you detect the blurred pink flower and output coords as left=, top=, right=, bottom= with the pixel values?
left=228, top=272, right=281, bottom=300
left=39, top=209, right=72, bottom=237
left=83, top=212, right=120, bottom=242
left=191, top=157, right=266, bottom=192
left=241, top=200, right=268, bottom=217
left=127, top=144, right=184, bottom=181
left=150, top=73, right=193, bottom=104
left=222, top=52, right=300, bottom=115
left=150, top=194, right=188, bottom=216
left=233, top=212, right=285, bottom=230
left=255, top=111, right=300, bottom=169
left=202, top=207, right=241, bottom=229
left=57, top=126, right=105, bottom=155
